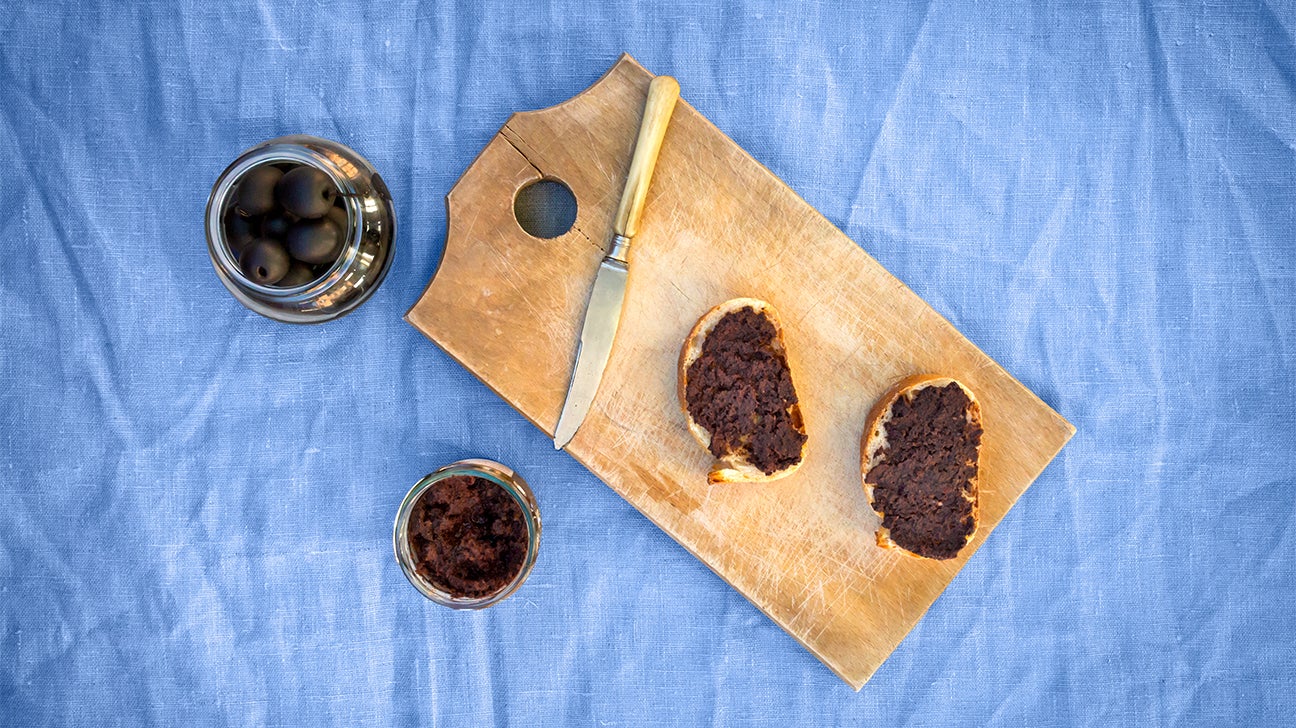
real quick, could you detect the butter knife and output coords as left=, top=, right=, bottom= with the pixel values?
left=553, top=75, right=680, bottom=449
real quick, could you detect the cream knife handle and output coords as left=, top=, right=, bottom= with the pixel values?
left=612, top=75, right=680, bottom=240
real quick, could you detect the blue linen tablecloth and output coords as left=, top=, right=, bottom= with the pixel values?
left=2, top=1, right=1293, bottom=725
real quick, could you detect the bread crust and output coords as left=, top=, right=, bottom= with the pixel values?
left=678, top=298, right=807, bottom=483
left=861, top=375, right=982, bottom=558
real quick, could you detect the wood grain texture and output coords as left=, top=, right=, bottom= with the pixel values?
left=407, top=54, right=1075, bottom=689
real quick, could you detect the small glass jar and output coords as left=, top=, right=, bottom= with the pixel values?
left=205, top=135, right=396, bottom=323
left=393, top=459, right=542, bottom=609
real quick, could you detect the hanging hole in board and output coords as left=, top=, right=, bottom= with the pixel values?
left=514, top=178, right=577, bottom=239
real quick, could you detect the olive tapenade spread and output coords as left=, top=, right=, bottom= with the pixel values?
left=407, top=475, right=528, bottom=598
left=684, top=306, right=806, bottom=475
left=867, top=383, right=982, bottom=560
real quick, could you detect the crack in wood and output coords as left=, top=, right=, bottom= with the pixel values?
left=499, top=125, right=544, bottom=178
left=501, top=124, right=605, bottom=254
left=569, top=222, right=602, bottom=252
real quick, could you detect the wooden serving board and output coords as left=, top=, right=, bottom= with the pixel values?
left=407, top=55, right=1074, bottom=689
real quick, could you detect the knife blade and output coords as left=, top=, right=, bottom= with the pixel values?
left=552, top=255, right=627, bottom=448
left=553, top=75, right=680, bottom=449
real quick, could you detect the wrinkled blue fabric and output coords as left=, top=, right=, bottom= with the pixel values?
left=1, top=1, right=1293, bottom=725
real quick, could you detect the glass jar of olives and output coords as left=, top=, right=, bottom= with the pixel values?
left=206, top=135, right=396, bottom=323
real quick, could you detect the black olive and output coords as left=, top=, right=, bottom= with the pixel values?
left=239, top=238, right=290, bottom=285
left=326, top=204, right=349, bottom=236
left=223, top=207, right=258, bottom=253
left=234, top=164, right=283, bottom=216
left=273, top=262, right=318, bottom=288
left=276, top=166, right=337, bottom=219
left=261, top=209, right=298, bottom=240
left=286, top=218, right=343, bottom=264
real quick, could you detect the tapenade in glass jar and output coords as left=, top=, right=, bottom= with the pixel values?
left=393, top=459, right=541, bottom=609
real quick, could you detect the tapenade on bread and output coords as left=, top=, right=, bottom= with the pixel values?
left=862, top=375, right=983, bottom=560
left=679, top=298, right=808, bottom=483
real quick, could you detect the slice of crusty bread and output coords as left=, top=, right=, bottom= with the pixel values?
left=678, top=298, right=807, bottom=484
left=861, top=375, right=982, bottom=558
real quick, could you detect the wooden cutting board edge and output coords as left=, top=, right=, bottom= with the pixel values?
left=405, top=53, right=1077, bottom=690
